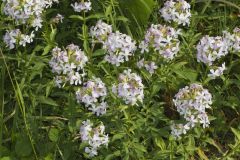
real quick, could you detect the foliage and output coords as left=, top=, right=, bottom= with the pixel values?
left=0, top=0, right=240, bottom=159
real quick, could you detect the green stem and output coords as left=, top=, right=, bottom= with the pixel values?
left=82, top=13, right=91, bottom=59
left=170, top=139, right=174, bottom=160
left=0, top=58, right=5, bottom=155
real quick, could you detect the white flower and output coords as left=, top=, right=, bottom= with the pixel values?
left=89, top=101, right=108, bottom=116
left=171, top=123, right=190, bottom=138
left=112, top=69, right=144, bottom=105
left=139, top=41, right=149, bottom=53
left=172, top=83, right=212, bottom=138
left=76, top=77, right=108, bottom=116
left=80, top=120, right=93, bottom=141
left=71, top=1, right=92, bottom=13
left=208, top=62, right=226, bottom=79
left=3, top=29, right=20, bottom=49
left=198, top=112, right=210, bottom=128
left=85, top=147, right=98, bottom=157
left=19, top=31, right=35, bottom=47
left=160, top=0, right=191, bottom=26
left=69, top=72, right=84, bottom=85
left=3, top=0, right=58, bottom=30
left=137, top=58, right=145, bottom=68
left=44, top=0, right=59, bottom=8
left=231, top=27, right=240, bottom=52
left=66, top=44, right=88, bottom=70
left=52, top=14, right=64, bottom=23
left=90, top=20, right=113, bottom=43
left=139, top=24, right=181, bottom=60
left=90, top=21, right=136, bottom=66
left=32, top=17, right=43, bottom=31
left=222, top=30, right=235, bottom=48
left=54, top=76, right=64, bottom=88
left=80, top=120, right=109, bottom=157
left=103, top=31, right=137, bottom=66
left=221, top=28, right=240, bottom=53
left=144, top=61, right=158, bottom=75
left=137, top=59, right=158, bottom=75
left=197, top=35, right=230, bottom=66
left=3, top=29, right=35, bottom=49
left=49, top=44, right=88, bottom=87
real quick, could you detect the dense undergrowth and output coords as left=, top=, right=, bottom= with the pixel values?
left=0, top=0, right=240, bottom=159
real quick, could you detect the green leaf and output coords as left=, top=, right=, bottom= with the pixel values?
left=205, top=138, right=223, bottom=153
left=116, top=16, right=129, bottom=22
left=38, top=96, right=59, bottom=106
left=50, top=28, right=57, bottom=42
left=186, top=136, right=196, bottom=154
left=0, top=157, right=11, bottom=160
left=171, top=62, right=188, bottom=69
left=197, top=148, right=209, bottom=160
left=86, top=13, right=105, bottom=20
left=44, top=154, right=53, bottom=160
left=112, top=133, right=125, bottom=142
left=32, top=45, right=44, bottom=53
left=15, top=136, right=32, bottom=157
left=42, top=44, right=54, bottom=56
left=48, top=128, right=59, bottom=142
left=93, top=49, right=106, bottom=57
left=172, top=67, right=198, bottom=82
left=29, top=61, right=45, bottom=81
left=119, top=0, right=155, bottom=25
left=0, top=146, right=10, bottom=157
left=104, top=151, right=121, bottom=160
left=151, top=83, right=162, bottom=96
left=105, top=6, right=112, bottom=17
left=119, top=105, right=128, bottom=112
left=69, top=15, right=84, bottom=21
left=231, top=128, right=240, bottom=140
left=119, top=0, right=155, bottom=36
left=133, top=143, right=147, bottom=153
left=155, top=137, right=166, bottom=150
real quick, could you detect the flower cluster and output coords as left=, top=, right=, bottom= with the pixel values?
left=197, top=35, right=230, bottom=66
left=3, top=29, right=35, bottom=49
left=103, top=32, right=137, bottom=66
left=91, top=21, right=137, bottom=66
left=160, top=0, right=191, bottom=26
left=233, top=27, right=240, bottom=52
left=171, top=83, right=212, bottom=138
left=112, top=69, right=144, bottom=105
left=137, top=58, right=158, bottom=75
left=80, top=120, right=109, bottom=157
left=71, top=0, right=92, bottom=13
left=90, top=20, right=113, bottom=43
left=3, top=0, right=59, bottom=30
left=76, top=77, right=108, bottom=116
left=196, top=32, right=232, bottom=79
left=139, top=24, right=181, bottom=60
left=208, top=62, right=226, bottom=79
left=201, top=28, right=240, bottom=79
left=223, top=27, right=240, bottom=52
left=49, top=44, right=88, bottom=88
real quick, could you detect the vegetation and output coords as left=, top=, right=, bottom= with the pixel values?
left=0, top=0, right=240, bottom=159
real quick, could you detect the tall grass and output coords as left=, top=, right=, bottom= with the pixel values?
left=0, top=0, right=240, bottom=159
